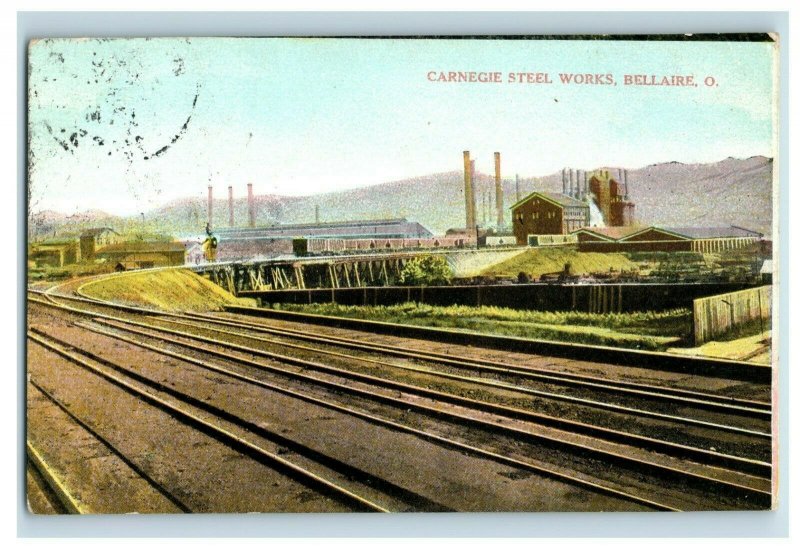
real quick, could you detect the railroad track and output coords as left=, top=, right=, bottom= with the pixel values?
left=27, top=303, right=667, bottom=512
left=32, top=289, right=772, bottom=413
left=222, top=303, right=772, bottom=382
left=30, top=292, right=772, bottom=449
left=27, top=292, right=773, bottom=510
left=28, top=329, right=424, bottom=513
left=26, top=440, right=84, bottom=514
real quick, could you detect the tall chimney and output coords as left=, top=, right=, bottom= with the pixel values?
left=247, top=183, right=255, bottom=228
left=315, top=204, right=320, bottom=224
left=515, top=174, right=520, bottom=203
left=494, top=152, right=503, bottom=228
left=561, top=168, right=566, bottom=195
left=568, top=169, right=574, bottom=197
left=624, top=170, right=629, bottom=200
left=470, top=159, right=477, bottom=228
left=207, top=185, right=213, bottom=229
left=584, top=170, right=588, bottom=199
left=463, top=151, right=474, bottom=230
left=228, top=185, right=234, bottom=227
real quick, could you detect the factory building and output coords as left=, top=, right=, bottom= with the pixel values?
left=95, top=241, right=187, bottom=270
left=79, top=227, right=121, bottom=260
left=588, top=169, right=636, bottom=227
left=215, top=218, right=433, bottom=240
left=28, top=239, right=81, bottom=268
left=214, top=218, right=434, bottom=261
left=510, top=192, right=590, bottom=245
left=573, top=226, right=762, bottom=253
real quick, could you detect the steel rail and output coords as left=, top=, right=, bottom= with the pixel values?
left=27, top=295, right=773, bottom=501
left=27, top=330, right=391, bottom=513
left=74, top=318, right=771, bottom=510
left=158, top=315, right=769, bottom=438
left=29, top=295, right=773, bottom=479
left=88, top=313, right=772, bottom=479
left=26, top=441, right=86, bottom=514
left=28, top=379, right=193, bottom=513
left=190, top=309, right=772, bottom=412
left=62, top=314, right=771, bottom=509
left=30, top=289, right=772, bottom=414
left=223, top=304, right=772, bottom=383
left=36, top=323, right=453, bottom=513
left=57, top=323, right=682, bottom=511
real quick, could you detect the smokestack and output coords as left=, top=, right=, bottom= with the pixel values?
left=247, top=182, right=255, bottom=228
left=494, top=152, right=503, bottom=227
left=315, top=204, right=320, bottom=224
left=584, top=170, right=588, bottom=200
left=207, top=185, right=213, bottom=229
left=515, top=174, right=520, bottom=203
left=463, top=151, right=474, bottom=230
left=471, top=159, right=477, bottom=228
left=561, top=168, right=566, bottom=195
left=624, top=170, right=629, bottom=200
left=568, top=169, right=573, bottom=197
left=228, top=185, right=234, bottom=227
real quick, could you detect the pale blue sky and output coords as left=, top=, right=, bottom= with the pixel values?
left=28, top=37, right=776, bottom=216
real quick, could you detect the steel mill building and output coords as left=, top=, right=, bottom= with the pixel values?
left=572, top=226, right=763, bottom=253
left=510, top=192, right=590, bottom=245
left=589, top=169, right=636, bottom=227
left=507, top=167, right=637, bottom=245
left=213, top=218, right=435, bottom=261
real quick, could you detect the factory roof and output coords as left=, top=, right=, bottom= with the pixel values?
left=510, top=191, right=588, bottom=210
left=80, top=227, right=119, bottom=238
left=215, top=218, right=433, bottom=239
left=571, top=226, right=644, bottom=241
left=96, top=241, right=186, bottom=254
left=656, top=226, right=764, bottom=240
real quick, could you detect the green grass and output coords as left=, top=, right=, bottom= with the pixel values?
left=480, top=247, right=638, bottom=279
left=81, top=269, right=255, bottom=312
left=272, top=302, right=691, bottom=351
left=27, top=261, right=117, bottom=281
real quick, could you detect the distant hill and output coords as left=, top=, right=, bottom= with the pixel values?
left=31, top=156, right=774, bottom=239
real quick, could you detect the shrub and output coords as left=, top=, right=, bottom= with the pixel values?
left=398, top=255, right=452, bottom=286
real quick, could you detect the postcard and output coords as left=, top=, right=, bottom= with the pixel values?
left=26, top=35, right=777, bottom=514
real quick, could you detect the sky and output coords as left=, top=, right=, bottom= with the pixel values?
left=28, top=37, right=777, bottom=216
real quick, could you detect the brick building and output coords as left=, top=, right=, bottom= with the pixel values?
left=510, top=192, right=589, bottom=245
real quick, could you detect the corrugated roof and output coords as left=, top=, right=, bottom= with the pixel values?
left=658, top=226, right=763, bottom=239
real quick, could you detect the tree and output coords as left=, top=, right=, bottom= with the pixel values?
left=398, top=255, right=452, bottom=286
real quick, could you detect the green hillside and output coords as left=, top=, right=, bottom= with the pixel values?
left=480, top=248, right=638, bottom=279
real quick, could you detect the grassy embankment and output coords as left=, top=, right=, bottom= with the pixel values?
left=478, top=247, right=638, bottom=279
left=28, top=262, right=117, bottom=282
left=80, top=269, right=255, bottom=312
left=272, top=302, right=691, bottom=351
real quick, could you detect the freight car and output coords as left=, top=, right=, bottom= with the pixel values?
left=292, top=236, right=473, bottom=256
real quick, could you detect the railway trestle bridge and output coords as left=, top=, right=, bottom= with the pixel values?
left=192, top=251, right=435, bottom=295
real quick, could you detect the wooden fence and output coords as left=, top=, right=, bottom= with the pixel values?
left=693, top=285, right=771, bottom=345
